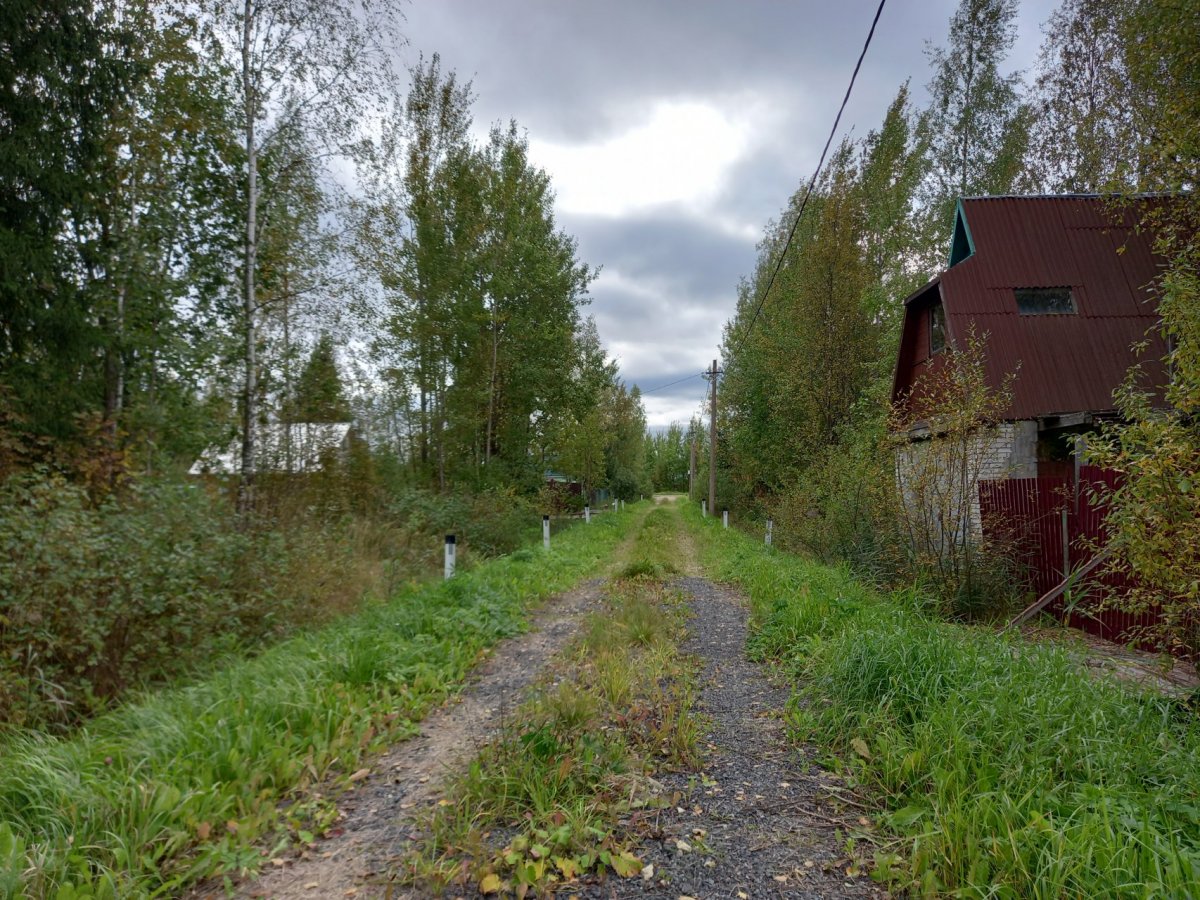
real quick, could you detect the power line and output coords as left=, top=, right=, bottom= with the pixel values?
left=638, top=371, right=706, bottom=394
left=727, top=0, right=887, bottom=366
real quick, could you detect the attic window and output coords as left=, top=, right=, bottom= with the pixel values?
left=1016, top=287, right=1076, bottom=315
left=930, top=302, right=946, bottom=354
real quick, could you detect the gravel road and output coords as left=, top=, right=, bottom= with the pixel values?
left=573, top=576, right=884, bottom=900
left=206, top=510, right=885, bottom=899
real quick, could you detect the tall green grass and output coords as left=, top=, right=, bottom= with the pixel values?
left=615, top=505, right=681, bottom=579
left=0, top=506, right=640, bottom=899
left=688, top=502, right=1200, bottom=898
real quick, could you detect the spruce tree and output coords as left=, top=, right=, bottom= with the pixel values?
left=288, top=334, right=350, bottom=423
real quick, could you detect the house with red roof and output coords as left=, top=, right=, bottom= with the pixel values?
left=890, top=194, right=1171, bottom=637
left=893, top=194, right=1168, bottom=484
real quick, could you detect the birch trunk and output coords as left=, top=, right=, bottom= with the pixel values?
left=238, top=0, right=259, bottom=514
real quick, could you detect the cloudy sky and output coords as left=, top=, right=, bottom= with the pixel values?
left=399, top=0, right=1057, bottom=427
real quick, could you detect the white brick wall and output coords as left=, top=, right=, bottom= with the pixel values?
left=894, top=420, right=1037, bottom=543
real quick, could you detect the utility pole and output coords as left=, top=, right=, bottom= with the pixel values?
left=708, top=358, right=720, bottom=517
left=689, top=439, right=697, bottom=499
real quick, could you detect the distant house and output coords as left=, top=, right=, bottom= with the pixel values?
left=189, top=422, right=356, bottom=475
left=892, top=194, right=1168, bottom=494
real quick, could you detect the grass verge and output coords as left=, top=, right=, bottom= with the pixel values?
left=0, top=506, right=643, bottom=899
left=404, top=505, right=703, bottom=897
left=685, top=501, right=1200, bottom=898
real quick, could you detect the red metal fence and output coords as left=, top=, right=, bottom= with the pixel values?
left=978, top=467, right=1158, bottom=645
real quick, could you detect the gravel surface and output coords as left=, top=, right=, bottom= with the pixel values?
left=574, top=576, right=884, bottom=900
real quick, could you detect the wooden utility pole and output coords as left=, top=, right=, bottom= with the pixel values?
left=689, top=439, right=697, bottom=498
left=708, top=358, right=720, bottom=516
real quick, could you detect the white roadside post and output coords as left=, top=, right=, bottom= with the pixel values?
left=584, top=505, right=590, bottom=524
left=543, top=514, right=550, bottom=549
left=765, top=518, right=774, bottom=546
left=723, top=508, right=729, bottom=529
left=444, top=534, right=456, bottom=579
left=702, top=499, right=707, bottom=518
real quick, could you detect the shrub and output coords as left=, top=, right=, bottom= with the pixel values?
left=0, top=473, right=291, bottom=729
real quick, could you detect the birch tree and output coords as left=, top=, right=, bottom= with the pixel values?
left=199, top=0, right=401, bottom=510
left=923, top=0, right=1031, bottom=249
left=1027, top=0, right=1144, bottom=191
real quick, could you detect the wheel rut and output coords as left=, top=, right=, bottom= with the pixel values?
left=216, top=507, right=885, bottom=899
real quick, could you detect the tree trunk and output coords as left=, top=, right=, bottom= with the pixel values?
left=485, top=305, right=499, bottom=465
left=238, top=0, right=258, bottom=515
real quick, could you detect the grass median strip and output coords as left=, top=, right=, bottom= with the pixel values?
left=0, top=507, right=642, bottom=899
left=403, top=507, right=704, bottom=897
left=687, top=502, right=1200, bottom=898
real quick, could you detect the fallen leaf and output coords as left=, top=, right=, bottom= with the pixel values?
left=774, top=874, right=789, bottom=883
left=851, top=737, right=871, bottom=760
left=303, top=882, right=319, bottom=890
left=270, top=858, right=286, bottom=868
left=196, top=822, right=211, bottom=841
left=554, top=856, right=581, bottom=880
left=641, top=863, right=655, bottom=881
left=611, top=851, right=642, bottom=877
left=674, top=839, right=692, bottom=853
left=738, top=892, right=749, bottom=899
left=704, top=858, right=716, bottom=868
left=349, top=768, right=370, bottom=782
left=225, top=820, right=239, bottom=835
left=479, top=873, right=502, bottom=894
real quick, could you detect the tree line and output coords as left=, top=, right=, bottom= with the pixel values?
left=0, top=0, right=650, bottom=502
left=709, top=0, right=1198, bottom=635
left=0, top=0, right=654, bottom=727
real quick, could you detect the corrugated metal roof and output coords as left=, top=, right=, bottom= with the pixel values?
left=893, top=195, right=1170, bottom=421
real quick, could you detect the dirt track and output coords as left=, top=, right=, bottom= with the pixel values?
left=220, top=502, right=881, bottom=899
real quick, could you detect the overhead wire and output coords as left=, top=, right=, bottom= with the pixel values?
left=637, top=371, right=706, bottom=394
left=726, top=0, right=888, bottom=367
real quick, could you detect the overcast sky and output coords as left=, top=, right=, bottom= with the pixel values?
left=399, top=0, right=1057, bottom=427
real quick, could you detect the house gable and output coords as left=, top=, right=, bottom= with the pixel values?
left=892, top=195, right=1170, bottom=423
left=948, top=199, right=975, bottom=267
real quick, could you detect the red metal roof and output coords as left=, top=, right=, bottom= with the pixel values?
left=892, top=195, right=1170, bottom=421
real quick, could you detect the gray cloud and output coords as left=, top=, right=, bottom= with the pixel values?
left=400, top=0, right=1058, bottom=423
left=566, top=209, right=754, bottom=299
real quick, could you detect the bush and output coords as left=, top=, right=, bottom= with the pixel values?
left=0, top=473, right=293, bottom=729
left=385, top=487, right=539, bottom=558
